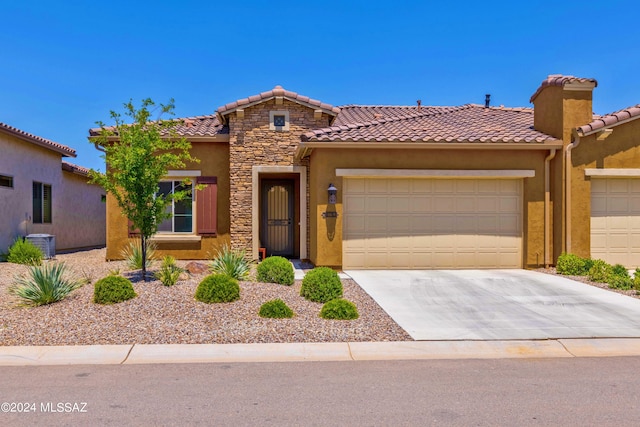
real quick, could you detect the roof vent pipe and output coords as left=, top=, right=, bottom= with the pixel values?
left=485, top=94, right=491, bottom=108
left=416, top=99, right=421, bottom=111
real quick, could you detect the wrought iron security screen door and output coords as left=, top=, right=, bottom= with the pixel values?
left=262, top=180, right=294, bottom=256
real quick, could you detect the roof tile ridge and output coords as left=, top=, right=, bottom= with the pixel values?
left=0, top=122, right=76, bottom=155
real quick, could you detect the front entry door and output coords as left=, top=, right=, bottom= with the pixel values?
left=262, top=180, right=294, bottom=257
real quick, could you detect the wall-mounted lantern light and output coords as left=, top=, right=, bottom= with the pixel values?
left=328, top=183, right=337, bottom=204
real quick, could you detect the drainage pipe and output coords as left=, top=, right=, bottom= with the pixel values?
left=544, top=148, right=557, bottom=267
left=565, top=135, right=581, bottom=254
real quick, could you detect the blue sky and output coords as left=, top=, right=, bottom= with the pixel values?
left=2, top=0, right=639, bottom=171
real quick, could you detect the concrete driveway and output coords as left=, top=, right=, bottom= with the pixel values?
left=346, top=269, right=640, bottom=340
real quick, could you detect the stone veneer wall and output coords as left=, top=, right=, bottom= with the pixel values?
left=227, top=98, right=331, bottom=256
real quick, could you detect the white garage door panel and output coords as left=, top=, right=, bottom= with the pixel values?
left=591, top=178, right=640, bottom=267
left=343, top=178, right=523, bottom=269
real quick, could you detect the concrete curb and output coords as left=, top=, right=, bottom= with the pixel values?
left=2, top=339, right=640, bottom=366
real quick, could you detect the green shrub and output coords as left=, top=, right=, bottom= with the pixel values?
left=300, top=267, right=343, bottom=303
left=7, top=238, right=43, bottom=266
left=319, top=299, right=359, bottom=320
left=209, top=244, right=250, bottom=280
left=8, top=263, right=82, bottom=306
left=633, top=269, right=640, bottom=293
left=556, top=253, right=589, bottom=276
left=607, top=264, right=632, bottom=290
left=93, top=275, right=136, bottom=304
left=121, top=240, right=157, bottom=270
left=256, top=256, right=294, bottom=286
left=588, top=259, right=612, bottom=283
left=195, top=274, right=240, bottom=303
left=258, top=299, right=295, bottom=318
left=608, top=274, right=633, bottom=290
left=155, top=256, right=184, bottom=286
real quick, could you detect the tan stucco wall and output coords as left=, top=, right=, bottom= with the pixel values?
left=533, top=85, right=595, bottom=262
left=570, top=120, right=640, bottom=259
left=105, top=141, right=231, bottom=260
left=308, top=147, right=548, bottom=268
left=0, top=132, right=105, bottom=253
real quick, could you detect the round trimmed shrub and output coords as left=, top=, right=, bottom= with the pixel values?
left=195, top=274, right=240, bottom=303
left=256, top=256, right=294, bottom=286
left=556, top=253, right=588, bottom=276
left=300, top=267, right=342, bottom=303
left=320, top=299, right=359, bottom=320
left=94, top=275, right=136, bottom=304
left=588, top=259, right=612, bottom=283
left=259, top=299, right=294, bottom=318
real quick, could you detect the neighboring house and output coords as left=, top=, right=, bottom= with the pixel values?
left=97, top=75, right=640, bottom=268
left=0, top=123, right=106, bottom=253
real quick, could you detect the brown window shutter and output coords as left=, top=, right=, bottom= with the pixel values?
left=196, top=176, right=217, bottom=236
left=128, top=219, right=141, bottom=237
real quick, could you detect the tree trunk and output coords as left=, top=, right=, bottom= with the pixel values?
left=141, top=235, right=147, bottom=281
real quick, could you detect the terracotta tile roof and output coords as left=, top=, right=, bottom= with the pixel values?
left=0, top=122, right=76, bottom=157
left=88, top=114, right=227, bottom=137
left=216, top=85, right=341, bottom=118
left=62, top=161, right=91, bottom=176
left=530, top=74, right=598, bottom=103
left=303, top=104, right=558, bottom=144
left=333, top=105, right=457, bottom=126
left=576, top=104, right=640, bottom=136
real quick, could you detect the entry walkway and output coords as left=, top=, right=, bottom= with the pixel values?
left=346, top=269, right=640, bottom=340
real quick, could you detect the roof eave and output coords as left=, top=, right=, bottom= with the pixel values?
left=1, top=125, right=76, bottom=157
left=295, top=140, right=563, bottom=159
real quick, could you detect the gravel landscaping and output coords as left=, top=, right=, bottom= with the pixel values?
left=0, top=248, right=411, bottom=346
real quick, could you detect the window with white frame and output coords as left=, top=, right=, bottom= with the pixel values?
left=269, top=110, right=290, bottom=131
left=157, top=180, right=193, bottom=233
left=33, top=181, right=52, bottom=223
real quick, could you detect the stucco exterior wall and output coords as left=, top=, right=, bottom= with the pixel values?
left=308, top=147, right=548, bottom=268
left=570, top=120, right=640, bottom=259
left=0, top=132, right=105, bottom=253
left=105, top=141, right=231, bottom=260
left=56, top=171, right=106, bottom=250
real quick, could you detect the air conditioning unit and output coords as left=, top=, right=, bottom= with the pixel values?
left=25, top=234, right=56, bottom=259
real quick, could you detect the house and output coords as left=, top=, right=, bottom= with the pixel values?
left=0, top=123, right=106, bottom=253
left=98, top=75, right=640, bottom=268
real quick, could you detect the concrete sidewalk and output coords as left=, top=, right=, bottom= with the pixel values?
left=2, top=339, right=640, bottom=366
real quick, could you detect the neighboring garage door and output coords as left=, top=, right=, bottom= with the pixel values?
left=342, top=178, right=522, bottom=269
left=591, top=178, right=640, bottom=267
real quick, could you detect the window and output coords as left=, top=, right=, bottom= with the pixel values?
left=0, top=174, right=13, bottom=188
left=158, top=181, right=193, bottom=233
left=269, top=110, right=290, bottom=131
left=33, top=182, right=52, bottom=224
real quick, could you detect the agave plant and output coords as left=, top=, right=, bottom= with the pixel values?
left=121, top=240, right=157, bottom=270
left=209, top=245, right=251, bottom=280
left=8, top=263, right=83, bottom=306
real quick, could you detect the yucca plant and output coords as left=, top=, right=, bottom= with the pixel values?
left=8, top=263, right=83, bottom=306
left=155, top=255, right=184, bottom=286
left=209, top=245, right=251, bottom=280
left=121, top=240, right=157, bottom=270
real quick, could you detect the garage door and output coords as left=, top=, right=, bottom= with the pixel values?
left=591, top=178, right=640, bottom=267
left=342, top=178, right=522, bottom=269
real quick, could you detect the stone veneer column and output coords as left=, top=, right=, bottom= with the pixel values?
left=227, top=100, right=325, bottom=256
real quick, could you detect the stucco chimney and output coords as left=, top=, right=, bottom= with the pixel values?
left=530, top=74, right=597, bottom=143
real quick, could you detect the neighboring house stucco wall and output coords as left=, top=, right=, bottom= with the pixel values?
left=56, top=170, right=106, bottom=250
left=0, top=130, right=106, bottom=253
left=571, top=119, right=640, bottom=259
left=0, top=132, right=62, bottom=251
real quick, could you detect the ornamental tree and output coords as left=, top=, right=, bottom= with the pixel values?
left=89, top=98, right=197, bottom=280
